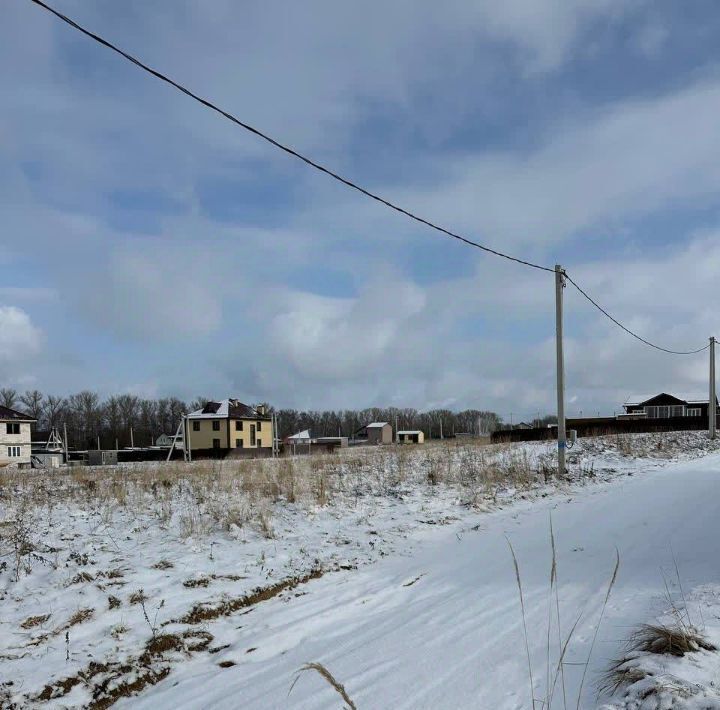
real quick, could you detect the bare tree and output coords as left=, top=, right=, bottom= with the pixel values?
left=67, top=391, right=101, bottom=448
left=0, top=388, right=18, bottom=409
left=20, top=390, right=44, bottom=421
left=43, top=395, right=67, bottom=429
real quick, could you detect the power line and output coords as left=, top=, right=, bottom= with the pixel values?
left=564, top=273, right=710, bottom=355
left=25, top=0, right=711, bottom=357
left=27, top=0, right=553, bottom=274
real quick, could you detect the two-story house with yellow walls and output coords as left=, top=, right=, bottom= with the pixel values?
left=0, top=405, right=36, bottom=467
left=184, top=399, right=273, bottom=457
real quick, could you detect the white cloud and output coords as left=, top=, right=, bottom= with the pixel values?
left=269, top=278, right=426, bottom=379
left=387, top=76, right=720, bottom=250
left=0, top=305, right=43, bottom=365
left=78, top=249, right=223, bottom=341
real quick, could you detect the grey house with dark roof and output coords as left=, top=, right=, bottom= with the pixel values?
left=622, top=393, right=719, bottom=419
left=0, top=405, right=36, bottom=467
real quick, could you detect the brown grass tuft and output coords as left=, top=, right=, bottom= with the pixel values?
left=143, top=634, right=184, bottom=657
left=129, top=589, right=148, bottom=605
left=66, top=608, right=94, bottom=628
left=152, top=560, right=174, bottom=570
left=627, top=623, right=713, bottom=658
left=600, top=624, right=715, bottom=697
left=20, top=614, right=51, bottom=630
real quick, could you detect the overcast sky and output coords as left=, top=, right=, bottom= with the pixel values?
left=2, top=0, right=719, bottom=419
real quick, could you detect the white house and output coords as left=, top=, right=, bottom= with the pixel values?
left=397, top=430, right=425, bottom=444
left=0, top=405, right=35, bottom=467
left=286, top=429, right=314, bottom=445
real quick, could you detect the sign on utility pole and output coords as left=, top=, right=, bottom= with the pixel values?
left=710, top=337, right=716, bottom=440
left=555, top=265, right=567, bottom=475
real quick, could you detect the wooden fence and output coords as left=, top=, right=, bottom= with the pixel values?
left=491, top=415, right=710, bottom=444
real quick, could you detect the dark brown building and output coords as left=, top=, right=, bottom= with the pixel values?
left=622, top=393, right=718, bottom=419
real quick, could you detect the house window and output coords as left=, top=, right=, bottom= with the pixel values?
left=212, top=420, right=220, bottom=431
left=236, top=439, right=243, bottom=448
left=213, top=438, right=221, bottom=449
left=192, top=421, right=200, bottom=432
left=6, top=423, right=20, bottom=435
left=687, top=408, right=701, bottom=417
left=235, top=420, right=243, bottom=431
left=7, top=446, right=21, bottom=457
left=250, top=424, right=256, bottom=447
left=257, top=421, right=262, bottom=432
left=645, top=405, right=686, bottom=418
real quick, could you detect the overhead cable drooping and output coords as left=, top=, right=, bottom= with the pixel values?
left=564, top=273, right=710, bottom=355
left=27, top=0, right=552, bottom=273
left=27, top=0, right=711, bottom=357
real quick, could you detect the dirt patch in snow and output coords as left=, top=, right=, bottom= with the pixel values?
left=175, top=567, right=324, bottom=624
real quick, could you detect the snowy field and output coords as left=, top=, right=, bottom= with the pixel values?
left=2, top=432, right=720, bottom=709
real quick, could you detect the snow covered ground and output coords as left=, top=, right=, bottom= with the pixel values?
left=2, top=432, right=720, bottom=708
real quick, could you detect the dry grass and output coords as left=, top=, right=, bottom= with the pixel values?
left=508, top=528, right=621, bottom=710
left=0, top=440, right=569, bottom=558
left=507, top=537, right=536, bottom=710
left=20, top=614, right=51, bottom=630
left=601, top=623, right=716, bottom=696
left=290, top=662, right=357, bottom=710
left=628, top=623, right=715, bottom=656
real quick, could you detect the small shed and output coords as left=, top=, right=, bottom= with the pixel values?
left=397, top=430, right=424, bottom=444
left=366, top=422, right=392, bottom=445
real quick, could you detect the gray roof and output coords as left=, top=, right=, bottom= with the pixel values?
left=0, top=405, right=35, bottom=421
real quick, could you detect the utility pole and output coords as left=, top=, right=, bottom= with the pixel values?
left=130, top=427, right=134, bottom=449
left=555, top=265, right=567, bottom=476
left=710, top=336, right=716, bottom=440
left=185, top=416, right=192, bottom=463
left=63, top=422, right=69, bottom=464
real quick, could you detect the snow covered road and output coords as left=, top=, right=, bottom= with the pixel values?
left=124, top=452, right=720, bottom=709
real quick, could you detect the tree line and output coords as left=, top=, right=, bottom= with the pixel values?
left=0, top=387, right=548, bottom=449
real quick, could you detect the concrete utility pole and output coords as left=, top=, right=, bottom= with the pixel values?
left=185, top=416, right=192, bottom=463
left=710, top=336, right=716, bottom=440
left=555, top=265, right=567, bottom=476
